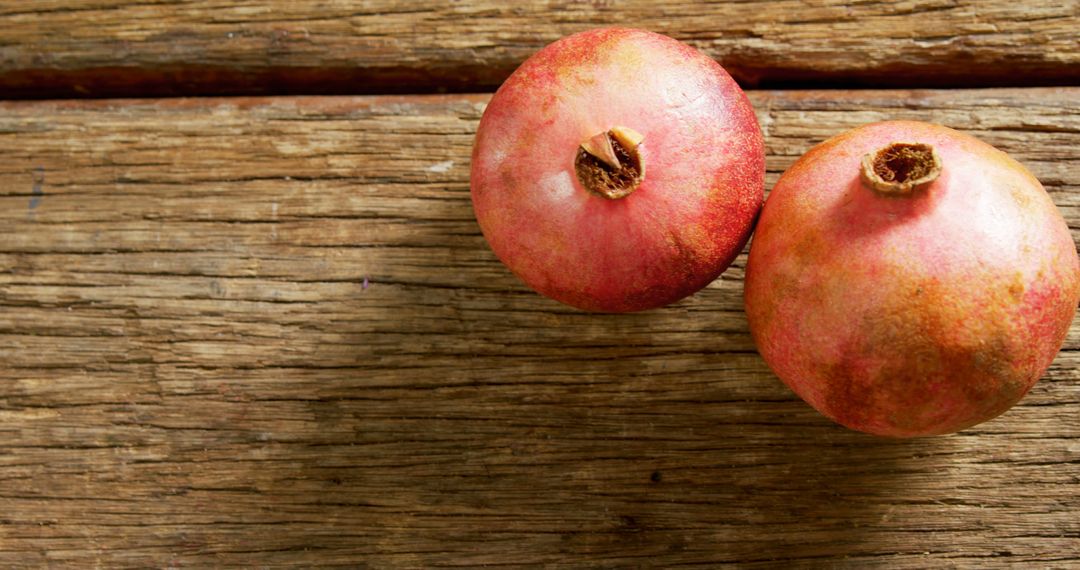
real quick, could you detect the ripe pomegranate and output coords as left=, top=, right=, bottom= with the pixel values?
left=745, top=120, right=1079, bottom=437
left=471, top=28, right=764, bottom=312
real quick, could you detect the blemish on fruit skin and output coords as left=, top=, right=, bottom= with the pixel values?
left=1008, top=280, right=1025, bottom=301
left=821, top=277, right=1031, bottom=436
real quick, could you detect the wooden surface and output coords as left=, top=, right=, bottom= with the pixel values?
left=1, top=1, right=1078, bottom=97
left=3, top=0, right=1079, bottom=566
left=1, top=88, right=1079, bottom=567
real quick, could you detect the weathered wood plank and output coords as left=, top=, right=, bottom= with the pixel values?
left=0, top=1, right=1077, bottom=98
left=1, top=89, right=1079, bottom=566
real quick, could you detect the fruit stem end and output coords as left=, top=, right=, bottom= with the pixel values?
left=861, top=142, right=942, bottom=195
left=575, top=126, right=645, bottom=200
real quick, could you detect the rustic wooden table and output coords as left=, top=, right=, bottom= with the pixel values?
left=1, top=2, right=1078, bottom=568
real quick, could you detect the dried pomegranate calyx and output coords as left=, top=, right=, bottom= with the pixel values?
left=609, top=126, right=645, bottom=153
left=575, top=126, right=645, bottom=200
left=860, top=142, right=942, bottom=195
left=580, top=132, right=621, bottom=170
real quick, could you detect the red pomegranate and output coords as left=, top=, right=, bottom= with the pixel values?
left=470, top=28, right=764, bottom=312
left=745, top=120, right=1079, bottom=437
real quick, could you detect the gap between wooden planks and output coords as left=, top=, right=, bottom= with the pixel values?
left=0, top=88, right=1078, bottom=567
left=0, top=1, right=1076, bottom=97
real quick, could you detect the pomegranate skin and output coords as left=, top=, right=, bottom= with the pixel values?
left=470, top=28, right=764, bottom=312
left=745, top=120, right=1080, bottom=437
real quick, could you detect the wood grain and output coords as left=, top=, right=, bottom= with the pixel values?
left=1, top=88, right=1079, bottom=567
left=1, top=1, right=1077, bottom=98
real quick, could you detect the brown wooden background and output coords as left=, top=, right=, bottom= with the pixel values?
left=1, top=2, right=1078, bottom=568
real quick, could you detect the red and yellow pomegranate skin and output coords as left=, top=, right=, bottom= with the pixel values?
left=745, top=121, right=1080, bottom=437
left=471, top=28, right=764, bottom=312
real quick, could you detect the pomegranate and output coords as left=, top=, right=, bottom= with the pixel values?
left=470, top=28, right=764, bottom=312
left=745, top=120, right=1079, bottom=437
